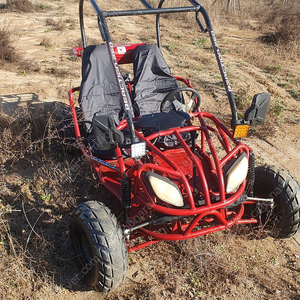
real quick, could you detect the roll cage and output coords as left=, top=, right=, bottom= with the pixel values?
left=79, top=0, right=239, bottom=148
left=67, top=0, right=272, bottom=251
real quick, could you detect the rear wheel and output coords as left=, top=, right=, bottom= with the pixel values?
left=253, top=165, right=300, bottom=238
left=70, top=201, right=128, bottom=292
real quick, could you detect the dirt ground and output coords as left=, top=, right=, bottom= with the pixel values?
left=0, top=0, right=300, bottom=299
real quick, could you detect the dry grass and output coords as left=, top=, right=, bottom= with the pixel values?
left=262, top=1, right=300, bottom=45
left=0, top=28, right=19, bottom=63
left=19, top=60, right=41, bottom=74
left=6, top=0, right=35, bottom=12
left=0, top=118, right=32, bottom=165
left=122, top=228, right=300, bottom=299
left=46, top=18, right=65, bottom=31
left=44, top=66, right=70, bottom=78
left=0, top=0, right=300, bottom=299
left=0, top=28, right=40, bottom=73
left=40, top=37, right=53, bottom=48
left=0, top=106, right=95, bottom=299
left=0, top=102, right=299, bottom=300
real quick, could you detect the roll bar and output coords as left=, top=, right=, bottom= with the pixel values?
left=79, top=0, right=238, bottom=137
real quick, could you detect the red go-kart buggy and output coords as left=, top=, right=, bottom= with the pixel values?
left=67, top=0, right=300, bottom=292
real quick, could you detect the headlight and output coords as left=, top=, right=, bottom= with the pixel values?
left=224, top=153, right=248, bottom=193
left=145, top=171, right=184, bottom=207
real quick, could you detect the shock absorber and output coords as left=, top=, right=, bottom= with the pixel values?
left=121, top=176, right=131, bottom=226
left=247, top=150, right=255, bottom=197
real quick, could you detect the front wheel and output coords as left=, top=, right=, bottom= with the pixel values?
left=253, top=165, right=300, bottom=238
left=70, top=201, right=128, bottom=292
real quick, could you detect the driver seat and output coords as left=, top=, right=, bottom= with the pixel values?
left=133, top=44, right=192, bottom=148
left=132, top=44, right=182, bottom=116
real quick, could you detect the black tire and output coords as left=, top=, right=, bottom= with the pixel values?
left=70, top=201, right=128, bottom=292
left=253, top=165, right=300, bottom=238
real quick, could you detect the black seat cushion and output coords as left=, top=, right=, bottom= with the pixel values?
left=136, top=110, right=190, bottom=133
left=133, top=44, right=181, bottom=117
left=79, top=44, right=134, bottom=157
left=136, top=110, right=192, bottom=148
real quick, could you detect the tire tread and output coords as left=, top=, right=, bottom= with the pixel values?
left=255, top=165, right=300, bottom=238
left=70, top=201, right=128, bottom=292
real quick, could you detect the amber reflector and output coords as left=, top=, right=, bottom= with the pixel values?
left=233, top=124, right=249, bottom=138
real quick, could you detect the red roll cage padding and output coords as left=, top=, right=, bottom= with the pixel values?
left=73, top=43, right=146, bottom=64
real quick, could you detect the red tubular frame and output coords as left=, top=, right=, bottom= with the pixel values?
left=68, top=43, right=257, bottom=252
left=68, top=86, right=257, bottom=252
left=73, top=43, right=146, bottom=63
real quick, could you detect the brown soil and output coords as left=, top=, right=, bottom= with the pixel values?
left=0, top=0, right=299, bottom=299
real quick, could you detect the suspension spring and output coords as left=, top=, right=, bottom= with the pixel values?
left=121, top=177, right=131, bottom=226
left=247, top=150, right=255, bottom=197
left=121, top=177, right=131, bottom=209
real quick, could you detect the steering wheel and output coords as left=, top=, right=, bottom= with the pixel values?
left=160, top=87, right=201, bottom=113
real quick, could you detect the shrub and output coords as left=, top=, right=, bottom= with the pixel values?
left=6, top=0, right=35, bottom=12
left=0, top=28, right=19, bottom=63
left=264, top=1, right=300, bottom=45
